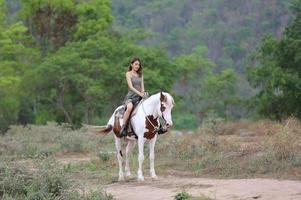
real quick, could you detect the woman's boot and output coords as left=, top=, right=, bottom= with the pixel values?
left=120, top=123, right=128, bottom=137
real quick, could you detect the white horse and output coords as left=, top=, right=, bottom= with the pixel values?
left=100, top=92, right=175, bottom=181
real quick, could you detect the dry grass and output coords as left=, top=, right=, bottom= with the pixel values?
left=1, top=117, right=301, bottom=190
left=156, top=117, right=301, bottom=180
left=205, top=118, right=283, bottom=136
left=0, top=122, right=115, bottom=160
left=0, top=158, right=114, bottom=199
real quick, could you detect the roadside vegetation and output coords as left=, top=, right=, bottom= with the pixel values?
left=1, top=118, right=300, bottom=198
left=157, top=118, right=301, bottom=180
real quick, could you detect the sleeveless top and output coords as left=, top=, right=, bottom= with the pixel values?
left=123, top=75, right=142, bottom=105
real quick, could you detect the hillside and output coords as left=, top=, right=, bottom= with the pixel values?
left=112, top=0, right=292, bottom=72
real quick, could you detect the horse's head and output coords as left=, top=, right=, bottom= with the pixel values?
left=158, top=92, right=175, bottom=130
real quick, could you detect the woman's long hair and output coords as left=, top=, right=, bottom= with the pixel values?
left=128, top=57, right=142, bottom=77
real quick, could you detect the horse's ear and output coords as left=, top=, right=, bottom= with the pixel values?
left=160, top=92, right=165, bottom=102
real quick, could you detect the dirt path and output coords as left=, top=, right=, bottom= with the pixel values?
left=13, top=156, right=301, bottom=199
left=104, top=175, right=301, bottom=200
left=52, top=155, right=301, bottom=200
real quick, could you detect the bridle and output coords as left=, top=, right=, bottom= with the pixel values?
left=141, top=97, right=168, bottom=134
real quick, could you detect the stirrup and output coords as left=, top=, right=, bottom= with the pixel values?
left=120, top=124, right=128, bottom=137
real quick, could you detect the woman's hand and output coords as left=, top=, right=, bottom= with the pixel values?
left=141, top=91, right=149, bottom=99
left=139, top=92, right=144, bottom=97
left=143, top=92, right=149, bottom=98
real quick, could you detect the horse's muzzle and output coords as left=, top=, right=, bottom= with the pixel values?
left=158, top=127, right=168, bottom=135
left=165, top=123, right=172, bottom=129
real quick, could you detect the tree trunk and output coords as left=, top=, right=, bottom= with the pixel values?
left=57, top=84, right=73, bottom=125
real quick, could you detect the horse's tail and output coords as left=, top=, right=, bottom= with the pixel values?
left=98, top=113, right=115, bottom=134
left=82, top=111, right=115, bottom=135
left=83, top=105, right=122, bottom=135
left=82, top=124, right=108, bottom=134
left=99, top=124, right=113, bottom=134
left=98, top=109, right=117, bottom=134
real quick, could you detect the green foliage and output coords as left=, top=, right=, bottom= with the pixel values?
left=0, top=159, right=114, bottom=199
left=0, top=0, right=6, bottom=27
left=0, top=2, right=39, bottom=132
left=0, top=160, right=67, bottom=199
left=85, top=191, right=114, bottom=200
left=17, top=97, right=35, bottom=126
left=173, top=48, right=239, bottom=125
left=14, top=0, right=176, bottom=127
left=248, top=1, right=301, bottom=119
left=75, top=0, right=113, bottom=40
left=201, top=69, right=239, bottom=116
left=174, top=191, right=211, bottom=200
left=19, top=0, right=113, bottom=51
left=98, top=151, right=110, bottom=162
left=112, top=0, right=291, bottom=72
left=1, top=0, right=295, bottom=129
left=20, top=0, right=78, bottom=53
left=26, top=34, right=175, bottom=126
left=111, top=0, right=292, bottom=124
left=175, top=191, right=192, bottom=200
left=173, top=112, right=198, bottom=130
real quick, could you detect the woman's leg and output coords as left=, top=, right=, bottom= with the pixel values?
left=120, top=102, right=133, bottom=136
left=123, top=102, right=133, bottom=125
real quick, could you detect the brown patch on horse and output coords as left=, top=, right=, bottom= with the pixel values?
left=160, top=92, right=166, bottom=102
left=160, top=92, right=167, bottom=112
left=160, top=103, right=166, bottom=112
left=113, top=115, right=122, bottom=138
left=144, top=115, right=158, bottom=139
left=98, top=124, right=113, bottom=134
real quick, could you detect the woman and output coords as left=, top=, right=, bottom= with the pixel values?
left=120, top=57, right=146, bottom=137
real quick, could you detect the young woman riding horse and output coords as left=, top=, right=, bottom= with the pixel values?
left=120, top=57, right=147, bottom=138
left=101, top=91, right=175, bottom=181
left=99, top=57, right=175, bottom=181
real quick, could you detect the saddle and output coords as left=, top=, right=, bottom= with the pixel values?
left=115, top=99, right=145, bottom=136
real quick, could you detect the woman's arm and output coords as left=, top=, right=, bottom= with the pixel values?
left=126, top=72, right=144, bottom=97
left=141, top=74, right=145, bottom=93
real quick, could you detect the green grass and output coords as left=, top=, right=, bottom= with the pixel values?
left=175, top=191, right=212, bottom=200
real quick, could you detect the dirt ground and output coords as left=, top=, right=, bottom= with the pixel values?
left=53, top=154, right=301, bottom=200
left=104, top=175, right=301, bottom=200
left=14, top=155, right=301, bottom=200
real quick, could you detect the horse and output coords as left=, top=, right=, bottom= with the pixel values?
left=100, top=92, right=175, bottom=181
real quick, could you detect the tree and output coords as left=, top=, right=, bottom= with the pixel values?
left=0, top=0, right=39, bottom=132
left=248, top=0, right=301, bottom=119
left=21, top=0, right=177, bottom=126
left=173, top=46, right=239, bottom=127
left=20, top=0, right=78, bottom=55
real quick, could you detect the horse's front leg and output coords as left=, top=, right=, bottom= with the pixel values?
left=149, top=135, right=158, bottom=180
left=137, top=136, right=145, bottom=181
left=114, top=136, right=124, bottom=181
left=125, top=139, right=135, bottom=178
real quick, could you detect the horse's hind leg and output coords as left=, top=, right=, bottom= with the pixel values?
left=125, top=140, right=135, bottom=178
left=114, top=136, right=124, bottom=181
left=149, top=135, right=158, bottom=180
left=137, top=136, right=145, bottom=181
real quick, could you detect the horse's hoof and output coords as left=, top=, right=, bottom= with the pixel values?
left=125, top=172, right=133, bottom=179
left=137, top=176, right=144, bottom=182
left=118, top=176, right=125, bottom=181
left=151, top=175, right=158, bottom=180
